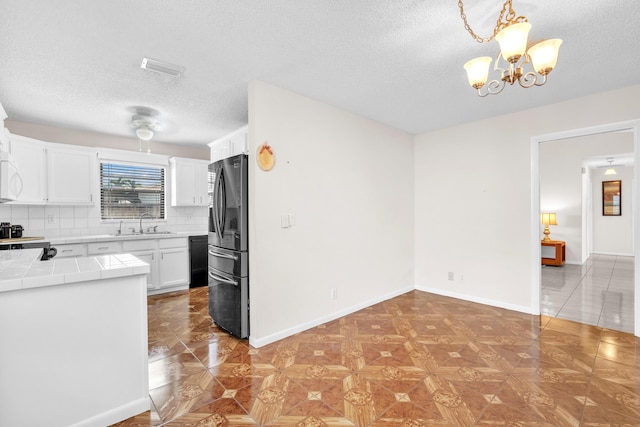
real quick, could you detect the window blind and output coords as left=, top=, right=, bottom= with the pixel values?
left=100, top=162, right=165, bottom=220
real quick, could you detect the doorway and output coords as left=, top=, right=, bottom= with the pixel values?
left=531, top=120, right=640, bottom=337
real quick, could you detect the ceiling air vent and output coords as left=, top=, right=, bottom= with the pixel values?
left=140, top=57, right=184, bottom=78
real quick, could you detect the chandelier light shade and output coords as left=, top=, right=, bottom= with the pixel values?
left=458, top=0, right=562, bottom=97
left=528, top=39, right=563, bottom=75
left=463, top=56, right=492, bottom=89
left=495, top=22, right=531, bottom=63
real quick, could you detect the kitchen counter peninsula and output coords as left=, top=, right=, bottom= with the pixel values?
left=0, top=249, right=150, bottom=427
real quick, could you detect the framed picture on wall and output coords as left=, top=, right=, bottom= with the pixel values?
left=602, top=180, right=621, bottom=216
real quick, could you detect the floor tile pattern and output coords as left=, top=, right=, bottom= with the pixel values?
left=113, top=284, right=640, bottom=426
left=542, top=255, right=634, bottom=333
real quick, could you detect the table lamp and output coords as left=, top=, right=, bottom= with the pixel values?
left=540, top=212, right=557, bottom=241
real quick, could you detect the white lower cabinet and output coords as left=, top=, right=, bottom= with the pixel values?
left=123, top=240, right=158, bottom=291
left=126, top=237, right=188, bottom=294
left=55, top=236, right=189, bottom=295
left=158, top=247, right=188, bottom=289
left=88, top=241, right=123, bottom=255
left=157, top=238, right=189, bottom=292
left=54, top=243, right=87, bottom=258
left=129, top=250, right=156, bottom=290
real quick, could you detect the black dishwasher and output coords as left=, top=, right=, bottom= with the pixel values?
left=189, top=235, right=208, bottom=288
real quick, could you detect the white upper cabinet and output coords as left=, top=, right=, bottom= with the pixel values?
left=169, top=157, right=209, bottom=206
left=9, top=135, right=96, bottom=205
left=46, top=144, right=96, bottom=205
left=9, top=135, right=47, bottom=204
left=208, top=125, right=248, bottom=163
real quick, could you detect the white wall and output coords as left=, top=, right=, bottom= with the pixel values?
left=415, top=85, right=640, bottom=313
left=592, top=165, right=634, bottom=255
left=248, top=80, right=414, bottom=347
left=539, top=133, right=633, bottom=263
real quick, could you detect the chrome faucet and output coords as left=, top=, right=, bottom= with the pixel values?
left=139, top=212, right=153, bottom=233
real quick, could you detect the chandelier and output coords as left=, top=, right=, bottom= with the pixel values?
left=458, top=0, right=562, bottom=97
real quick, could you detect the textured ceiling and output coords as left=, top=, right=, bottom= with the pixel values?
left=0, top=1, right=638, bottom=147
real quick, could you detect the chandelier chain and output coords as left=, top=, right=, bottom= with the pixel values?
left=457, top=0, right=528, bottom=44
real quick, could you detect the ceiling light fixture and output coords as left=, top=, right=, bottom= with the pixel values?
left=458, top=0, right=562, bottom=97
left=131, top=111, right=161, bottom=153
left=604, top=158, right=617, bottom=176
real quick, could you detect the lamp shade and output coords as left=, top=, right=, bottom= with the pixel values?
left=136, top=126, right=154, bottom=141
left=528, top=39, right=562, bottom=75
left=605, top=167, right=617, bottom=176
left=464, top=56, right=492, bottom=88
left=540, top=212, right=557, bottom=226
left=495, top=22, right=531, bottom=63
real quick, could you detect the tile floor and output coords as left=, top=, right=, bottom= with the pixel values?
left=542, top=254, right=635, bottom=334
left=113, top=281, right=640, bottom=426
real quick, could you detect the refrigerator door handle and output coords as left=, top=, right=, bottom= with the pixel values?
left=220, top=169, right=227, bottom=236
left=211, top=169, right=219, bottom=235
left=213, top=167, right=224, bottom=241
left=208, top=249, right=238, bottom=260
left=208, top=270, right=238, bottom=286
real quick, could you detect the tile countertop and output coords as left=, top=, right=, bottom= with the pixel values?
left=48, top=230, right=207, bottom=245
left=0, top=248, right=150, bottom=293
left=0, top=231, right=207, bottom=246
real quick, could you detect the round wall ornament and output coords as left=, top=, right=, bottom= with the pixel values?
left=257, top=142, right=275, bottom=171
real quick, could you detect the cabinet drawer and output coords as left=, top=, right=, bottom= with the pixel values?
left=55, top=244, right=86, bottom=258
left=158, top=237, right=187, bottom=249
left=123, top=239, right=156, bottom=252
left=87, top=241, right=122, bottom=255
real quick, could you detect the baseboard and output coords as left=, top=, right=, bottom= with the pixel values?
left=249, top=286, right=414, bottom=348
left=148, top=284, right=189, bottom=296
left=591, top=251, right=634, bottom=257
left=69, top=397, right=150, bottom=427
left=414, top=285, right=533, bottom=315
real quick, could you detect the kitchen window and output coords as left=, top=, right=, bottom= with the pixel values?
left=100, top=162, right=165, bottom=220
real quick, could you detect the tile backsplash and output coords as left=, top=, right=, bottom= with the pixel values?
left=0, top=203, right=208, bottom=238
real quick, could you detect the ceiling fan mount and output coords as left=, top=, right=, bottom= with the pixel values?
left=130, top=107, right=161, bottom=140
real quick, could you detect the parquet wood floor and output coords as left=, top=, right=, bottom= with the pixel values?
left=113, top=287, right=640, bottom=426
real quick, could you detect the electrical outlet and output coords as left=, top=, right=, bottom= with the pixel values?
left=448, top=272, right=454, bottom=281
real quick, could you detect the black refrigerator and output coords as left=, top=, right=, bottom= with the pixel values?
left=208, top=154, right=249, bottom=338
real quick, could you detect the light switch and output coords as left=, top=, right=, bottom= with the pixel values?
left=288, top=213, right=296, bottom=227
left=281, top=215, right=290, bottom=228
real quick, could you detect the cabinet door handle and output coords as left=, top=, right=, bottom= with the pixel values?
left=62, top=249, right=72, bottom=253
left=151, top=253, right=154, bottom=260
left=98, top=246, right=109, bottom=250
